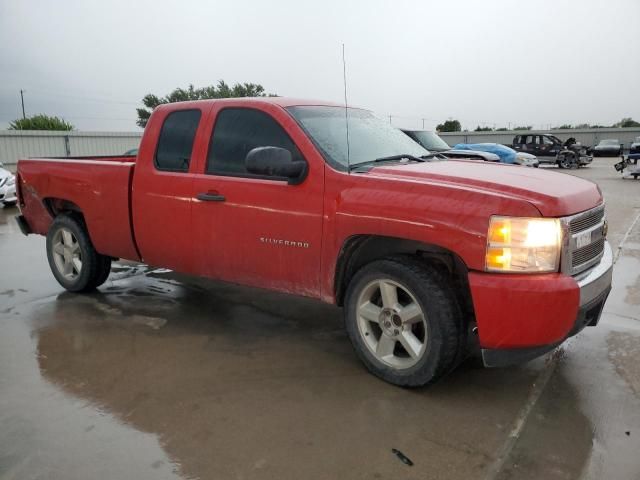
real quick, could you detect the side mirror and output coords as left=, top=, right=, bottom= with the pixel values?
left=245, top=147, right=307, bottom=184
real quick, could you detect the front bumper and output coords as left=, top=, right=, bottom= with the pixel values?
left=469, top=242, right=613, bottom=367
left=595, top=149, right=622, bottom=156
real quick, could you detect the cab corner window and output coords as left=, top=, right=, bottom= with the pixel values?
left=155, top=109, right=201, bottom=172
left=207, top=108, right=303, bottom=176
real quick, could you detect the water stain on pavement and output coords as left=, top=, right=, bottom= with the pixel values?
left=607, top=331, right=640, bottom=398
left=495, top=366, right=593, bottom=480
left=16, top=271, right=545, bottom=480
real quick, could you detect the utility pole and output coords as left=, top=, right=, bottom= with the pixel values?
left=388, top=115, right=392, bottom=125
left=20, top=90, right=26, bottom=119
left=422, top=118, right=425, bottom=129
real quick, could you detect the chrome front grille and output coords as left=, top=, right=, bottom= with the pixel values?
left=569, top=208, right=604, bottom=234
left=572, top=238, right=605, bottom=268
left=561, top=204, right=606, bottom=276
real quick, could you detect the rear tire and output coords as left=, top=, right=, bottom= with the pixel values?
left=46, top=214, right=111, bottom=292
left=344, top=256, right=463, bottom=387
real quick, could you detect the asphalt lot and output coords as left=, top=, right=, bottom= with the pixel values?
left=1, top=157, right=639, bottom=480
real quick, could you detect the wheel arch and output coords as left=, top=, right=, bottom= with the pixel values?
left=43, top=197, right=86, bottom=222
left=334, top=235, right=475, bottom=320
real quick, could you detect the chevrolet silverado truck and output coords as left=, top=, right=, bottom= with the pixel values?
left=14, top=98, right=613, bottom=387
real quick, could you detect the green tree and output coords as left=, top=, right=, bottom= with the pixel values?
left=436, top=119, right=461, bottom=132
left=9, top=114, right=74, bottom=131
left=495, top=127, right=509, bottom=131
left=513, top=125, right=532, bottom=131
left=613, top=117, right=640, bottom=128
left=474, top=126, right=493, bottom=132
left=553, top=124, right=573, bottom=130
left=136, top=81, right=275, bottom=127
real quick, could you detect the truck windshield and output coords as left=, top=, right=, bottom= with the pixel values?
left=405, top=131, right=451, bottom=151
left=287, top=106, right=429, bottom=170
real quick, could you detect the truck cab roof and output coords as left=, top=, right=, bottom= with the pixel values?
left=155, top=97, right=349, bottom=112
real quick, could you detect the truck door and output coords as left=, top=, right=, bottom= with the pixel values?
left=524, top=135, right=537, bottom=154
left=539, top=135, right=557, bottom=157
left=513, top=135, right=523, bottom=150
left=132, top=106, right=209, bottom=273
left=190, top=104, right=324, bottom=297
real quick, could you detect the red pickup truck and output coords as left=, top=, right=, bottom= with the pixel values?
left=15, top=98, right=613, bottom=386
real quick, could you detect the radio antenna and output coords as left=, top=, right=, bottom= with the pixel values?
left=342, top=43, right=351, bottom=173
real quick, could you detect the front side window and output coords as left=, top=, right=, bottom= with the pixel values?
left=155, top=109, right=201, bottom=172
left=542, top=136, right=554, bottom=145
left=207, top=108, right=304, bottom=176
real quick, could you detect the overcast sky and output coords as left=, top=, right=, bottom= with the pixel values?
left=1, top=0, right=639, bottom=131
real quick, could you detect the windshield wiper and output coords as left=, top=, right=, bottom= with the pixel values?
left=349, top=154, right=427, bottom=171
left=420, top=152, right=448, bottom=160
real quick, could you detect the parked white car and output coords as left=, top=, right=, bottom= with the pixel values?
left=0, top=163, right=17, bottom=206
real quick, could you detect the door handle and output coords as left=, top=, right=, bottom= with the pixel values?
left=197, top=192, right=226, bottom=202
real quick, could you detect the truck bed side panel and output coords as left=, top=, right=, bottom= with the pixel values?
left=18, top=158, right=140, bottom=261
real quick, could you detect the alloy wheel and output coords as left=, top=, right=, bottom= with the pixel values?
left=51, top=227, right=82, bottom=280
left=356, top=278, right=428, bottom=369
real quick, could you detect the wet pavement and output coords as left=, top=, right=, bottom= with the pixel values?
left=1, top=158, right=639, bottom=480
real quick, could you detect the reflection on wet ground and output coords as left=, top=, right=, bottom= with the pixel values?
left=1, top=159, right=640, bottom=479
left=4, top=268, right=546, bottom=479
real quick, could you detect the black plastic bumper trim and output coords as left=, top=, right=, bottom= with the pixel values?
left=15, top=215, right=31, bottom=236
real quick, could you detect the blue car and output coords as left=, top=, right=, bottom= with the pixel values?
left=453, top=143, right=539, bottom=167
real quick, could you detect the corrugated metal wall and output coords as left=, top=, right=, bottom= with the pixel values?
left=439, top=128, right=640, bottom=149
left=2, top=128, right=639, bottom=167
left=0, top=131, right=142, bottom=166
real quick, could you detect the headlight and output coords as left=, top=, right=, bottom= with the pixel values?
left=7, top=176, right=15, bottom=186
left=516, top=154, right=534, bottom=164
left=485, top=216, right=561, bottom=273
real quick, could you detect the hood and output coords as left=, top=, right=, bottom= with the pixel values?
left=366, top=160, right=602, bottom=217
left=0, top=167, right=11, bottom=179
left=595, top=144, right=619, bottom=149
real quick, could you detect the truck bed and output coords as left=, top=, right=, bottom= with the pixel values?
left=17, top=156, right=140, bottom=261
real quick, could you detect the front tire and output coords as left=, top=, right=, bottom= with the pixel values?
left=559, top=152, right=578, bottom=169
left=344, top=256, right=463, bottom=387
left=46, top=214, right=111, bottom=292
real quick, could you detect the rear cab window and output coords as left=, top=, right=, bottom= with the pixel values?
left=155, top=109, right=202, bottom=172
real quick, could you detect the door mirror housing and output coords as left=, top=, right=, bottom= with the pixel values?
left=245, top=147, right=307, bottom=184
